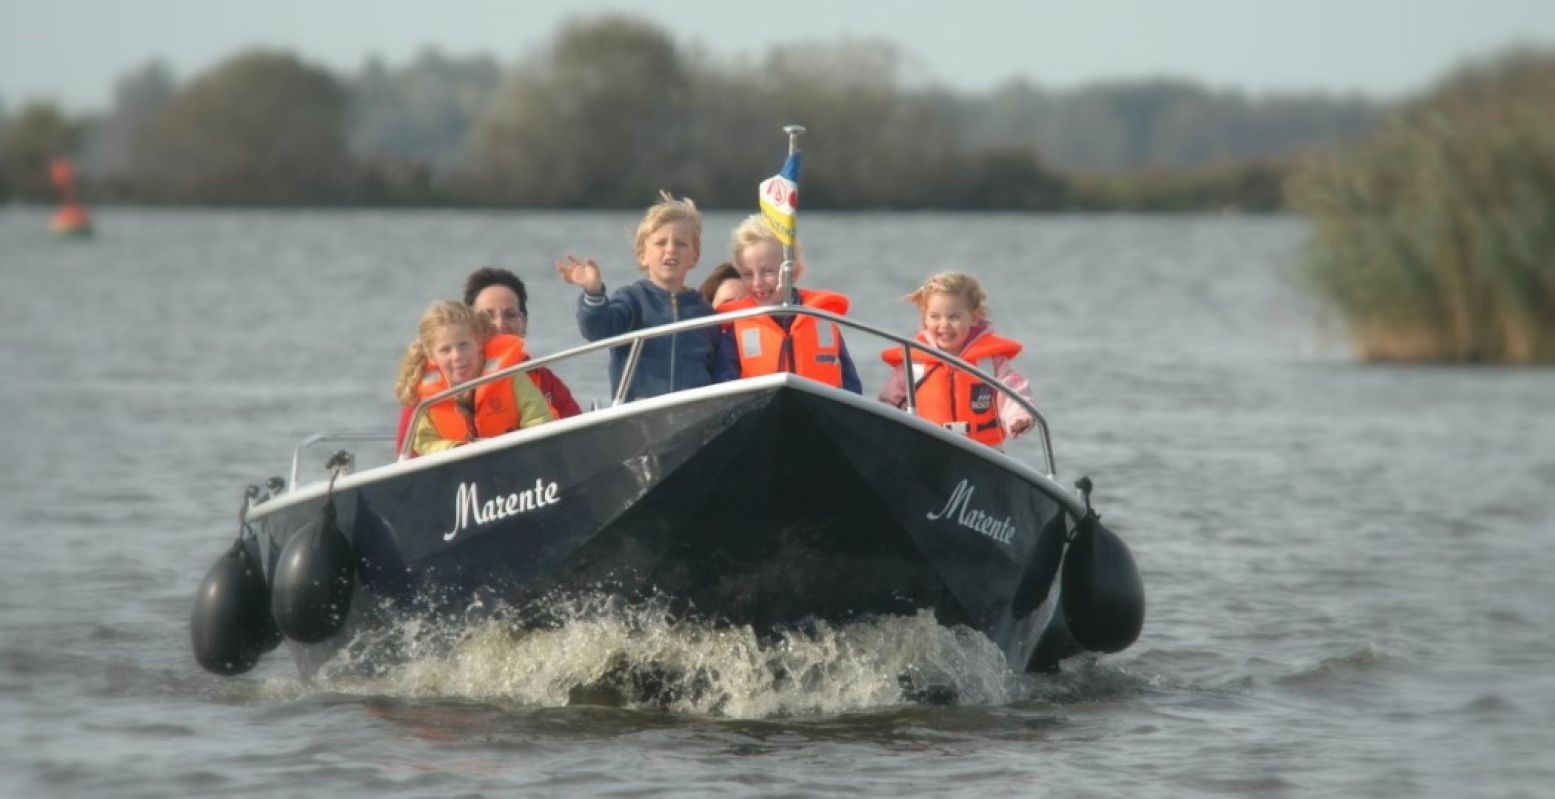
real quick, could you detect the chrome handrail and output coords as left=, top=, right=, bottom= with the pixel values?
left=289, top=430, right=395, bottom=492
left=395, top=305, right=1058, bottom=477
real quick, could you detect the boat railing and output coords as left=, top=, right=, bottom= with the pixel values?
left=287, top=431, right=396, bottom=492
left=397, top=305, right=1058, bottom=478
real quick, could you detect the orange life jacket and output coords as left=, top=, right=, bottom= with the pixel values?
left=417, top=334, right=529, bottom=443
left=881, top=330, right=1023, bottom=446
left=721, top=289, right=850, bottom=387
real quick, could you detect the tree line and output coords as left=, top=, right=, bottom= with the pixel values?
left=2, top=15, right=1385, bottom=210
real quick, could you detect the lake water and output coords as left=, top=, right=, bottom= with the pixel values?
left=2, top=208, right=1552, bottom=797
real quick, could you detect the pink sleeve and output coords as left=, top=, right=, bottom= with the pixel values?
left=992, top=356, right=1035, bottom=433
left=878, top=364, right=907, bottom=408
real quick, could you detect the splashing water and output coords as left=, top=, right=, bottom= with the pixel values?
left=269, top=595, right=1029, bottom=718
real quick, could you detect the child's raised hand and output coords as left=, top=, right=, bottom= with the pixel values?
left=555, top=255, right=604, bottom=294
left=1009, top=417, right=1034, bottom=437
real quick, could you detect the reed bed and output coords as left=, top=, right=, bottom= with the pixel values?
left=1288, top=52, right=1555, bottom=363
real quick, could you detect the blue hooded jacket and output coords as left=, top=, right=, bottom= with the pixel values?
left=576, top=278, right=721, bottom=401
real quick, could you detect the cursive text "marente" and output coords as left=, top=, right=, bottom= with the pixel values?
left=925, top=478, right=1017, bottom=545
left=444, top=478, right=560, bottom=541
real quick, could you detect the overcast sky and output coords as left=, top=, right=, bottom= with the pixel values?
left=3, top=0, right=1553, bottom=111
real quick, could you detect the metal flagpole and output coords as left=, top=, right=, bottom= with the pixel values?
left=775, top=124, right=804, bottom=307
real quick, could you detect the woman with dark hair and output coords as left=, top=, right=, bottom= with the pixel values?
left=699, top=261, right=746, bottom=309
left=463, top=267, right=582, bottom=420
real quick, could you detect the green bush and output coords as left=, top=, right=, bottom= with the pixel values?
left=1288, top=50, right=1555, bottom=362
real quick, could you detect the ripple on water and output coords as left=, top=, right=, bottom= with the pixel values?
left=1271, top=641, right=1410, bottom=706
left=1455, top=693, right=1515, bottom=717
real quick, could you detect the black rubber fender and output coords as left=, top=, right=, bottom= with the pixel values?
left=270, top=500, right=356, bottom=643
left=1061, top=512, right=1145, bottom=654
left=190, top=536, right=279, bottom=675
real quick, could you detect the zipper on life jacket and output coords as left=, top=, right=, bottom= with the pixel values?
left=946, top=368, right=959, bottom=424
left=669, top=292, right=679, bottom=389
left=459, top=393, right=479, bottom=441
left=777, top=290, right=797, bottom=374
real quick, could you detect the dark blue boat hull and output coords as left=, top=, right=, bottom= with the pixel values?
left=248, top=380, right=1091, bottom=676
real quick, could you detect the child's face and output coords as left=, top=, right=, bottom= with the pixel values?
left=923, top=292, right=975, bottom=353
left=735, top=240, right=785, bottom=306
left=429, top=324, right=482, bottom=385
left=637, top=219, right=700, bottom=291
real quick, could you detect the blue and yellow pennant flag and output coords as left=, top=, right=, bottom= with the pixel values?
left=759, top=151, right=801, bottom=247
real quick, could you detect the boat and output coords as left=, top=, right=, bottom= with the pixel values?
left=190, top=126, right=1144, bottom=693
left=190, top=305, right=1145, bottom=684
